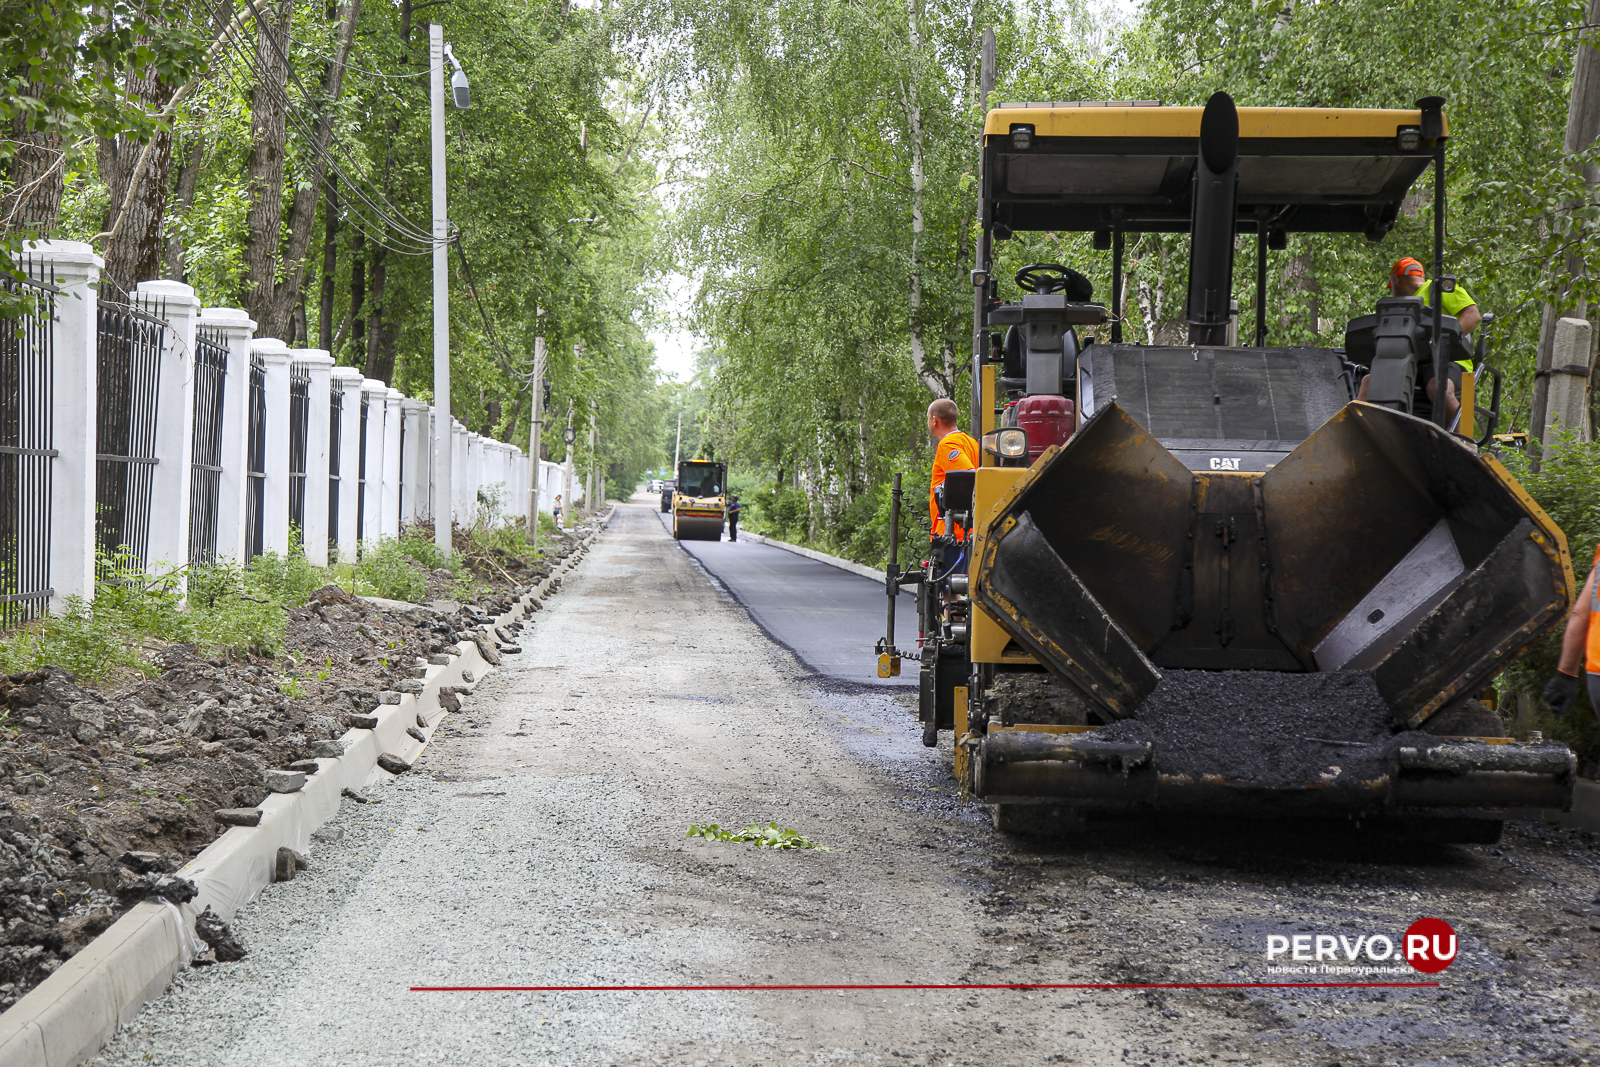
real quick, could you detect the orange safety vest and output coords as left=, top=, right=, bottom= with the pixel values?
left=1588, top=545, right=1600, bottom=674
left=930, top=429, right=979, bottom=541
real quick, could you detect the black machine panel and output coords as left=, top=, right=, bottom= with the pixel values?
left=1082, top=344, right=1351, bottom=471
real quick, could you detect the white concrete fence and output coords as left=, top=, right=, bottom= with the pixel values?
left=6, top=240, right=577, bottom=619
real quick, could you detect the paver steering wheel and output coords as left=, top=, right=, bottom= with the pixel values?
left=1014, top=263, right=1094, bottom=302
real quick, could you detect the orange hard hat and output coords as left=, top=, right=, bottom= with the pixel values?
left=1388, top=257, right=1425, bottom=289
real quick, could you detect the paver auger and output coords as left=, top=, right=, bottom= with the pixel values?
left=878, top=93, right=1579, bottom=840
left=672, top=459, right=728, bottom=541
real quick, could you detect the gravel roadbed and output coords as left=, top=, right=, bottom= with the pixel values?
left=90, top=503, right=1600, bottom=1067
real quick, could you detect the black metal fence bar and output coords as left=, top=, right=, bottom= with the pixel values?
left=188, top=326, right=228, bottom=566
left=328, top=388, right=341, bottom=550
left=288, top=360, right=310, bottom=539
left=0, top=267, right=58, bottom=627
left=245, top=352, right=266, bottom=561
left=94, top=298, right=165, bottom=571
left=397, top=410, right=405, bottom=529
left=356, top=392, right=368, bottom=547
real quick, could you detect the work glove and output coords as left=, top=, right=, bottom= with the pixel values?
left=1543, top=671, right=1580, bottom=718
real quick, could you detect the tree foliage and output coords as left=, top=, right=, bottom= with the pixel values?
left=4, top=0, right=670, bottom=492
left=660, top=0, right=1600, bottom=567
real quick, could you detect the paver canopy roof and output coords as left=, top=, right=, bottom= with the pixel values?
left=983, top=103, right=1443, bottom=236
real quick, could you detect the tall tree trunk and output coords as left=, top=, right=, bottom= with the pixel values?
left=1531, top=0, right=1600, bottom=443
left=365, top=246, right=397, bottom=382
left=349, top=228, right=366, bottom=365
left=241, top=0, right=293, bottom=333
left=900, top=0, right=946, bottom=399
left=2, top=80, right=65, bottom=235
left=319, top=174, right=339, bottom=350
left=265, top=0, right=363, bottom=332
left=163, top=134, right=205, bottom=280
left=99, top=55, right=180, bottom=296
left=1279, top=252, right=1318, bottom=342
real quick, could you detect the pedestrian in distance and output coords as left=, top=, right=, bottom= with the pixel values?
left=1542, top=554, right=1600, bottom=931
left=727, top=494, right=740, bottom=542
left=553, top=494, right=563, bottom=531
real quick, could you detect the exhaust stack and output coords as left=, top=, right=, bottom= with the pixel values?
left=1185, top=92, right=1239, bottom=346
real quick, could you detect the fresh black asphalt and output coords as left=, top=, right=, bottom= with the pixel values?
left=653, top=508, right=915, bottom=689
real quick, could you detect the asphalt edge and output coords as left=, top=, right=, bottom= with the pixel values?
left=738, top=531, right=884, bottom=583
left=0, top=508, right=614, bottom=1067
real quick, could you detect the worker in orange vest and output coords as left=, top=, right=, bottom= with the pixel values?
left=927, top=397, right=979, bottom=579
left=1543, top=548, right=1600, bottom=931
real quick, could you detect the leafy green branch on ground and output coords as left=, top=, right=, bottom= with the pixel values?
left=686, top=821, right=832, bottom=851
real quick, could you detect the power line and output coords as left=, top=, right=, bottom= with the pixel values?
left=453, top=231, right=537, bottom=384
left=220, top=21, right=436, bottom=245
left=209, top=51, right=431, bottom=257
left=209, top=0, right=440, bottom=252
left=211, top=31, right=436, bottom=255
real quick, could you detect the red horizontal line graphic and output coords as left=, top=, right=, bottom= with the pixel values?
left=411, top=982, right=1440, bottom=992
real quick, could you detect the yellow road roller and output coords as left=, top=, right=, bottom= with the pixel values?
left=672, top=459, right=727, bottom=541
left=877, top=94, right=1576, bottom=841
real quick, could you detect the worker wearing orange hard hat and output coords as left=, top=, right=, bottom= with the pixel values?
left=1356, top=257, right=1482, bottom=421
left=1388, top=256, right=1482, bottom=338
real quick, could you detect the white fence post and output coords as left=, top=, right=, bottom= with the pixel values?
left=200, top=308, right=256, bottom=566
left=133, top=280, right=200, bottom=583
left=33, top=241, right=101, bottom=610
left=466, top=433, right=484, bottom=521
left=294, top=350, right=335, bottom=566
left=359, top=379, right=388, bottom=544
left=451, top=421, right=468, bottom=527
left=329, top=368, right=363, bottom=563
left=400, top=399, right=428, bottom=526
left=253, top=338, right=293, bottom=557
left=381, top=389, right=403, bottom=539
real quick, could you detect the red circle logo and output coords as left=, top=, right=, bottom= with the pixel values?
left=1404, top=917, right=1458, bottom=973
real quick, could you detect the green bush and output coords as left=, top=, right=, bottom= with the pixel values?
left=397, top=526, right=455, bottom=575
left=245, top=537, right=321, bottom=607
left=0, top=549, right=296, bottom=680
left=351, top=538, right=428, bottom=602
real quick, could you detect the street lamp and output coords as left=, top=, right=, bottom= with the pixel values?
left=430, top=24, right=468, bottom=556
left=444, top=44, right=470, bottom=109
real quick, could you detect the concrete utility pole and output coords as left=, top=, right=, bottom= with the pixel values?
left=673, top=410, right=682, bottom=471
left=562, top=397, right=575, bottom=521
left=429, top=23, right=452, bottom=556
left=1531, top=0, right=1600, bottom=447
left=526, top=311, right=545, bottom=543
left=587, top=398, right=597, bottom=509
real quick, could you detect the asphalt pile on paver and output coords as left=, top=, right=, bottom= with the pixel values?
left=0, top=517, right=601, bottom=1011
left=1099, top=669, right=1424, bottom=786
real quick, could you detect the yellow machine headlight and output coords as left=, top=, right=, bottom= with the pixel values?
left=982, top=427, right=1029, bottom=459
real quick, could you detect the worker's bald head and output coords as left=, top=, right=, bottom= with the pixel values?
left=927, top=398, right=959, bottom=428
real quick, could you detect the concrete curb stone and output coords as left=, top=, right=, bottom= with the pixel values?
left=0, top=506, right=615, bottom=1067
